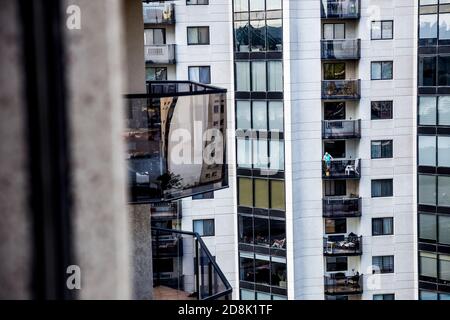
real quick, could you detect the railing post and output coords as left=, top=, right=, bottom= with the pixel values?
left=155, top=229, right=160, bottom=287
left=195, top=237, right=200, bottom=300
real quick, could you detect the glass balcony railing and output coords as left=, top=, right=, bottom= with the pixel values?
left=153, top=233, right=183, bottom=257
left=143, top=3, right=175, bottom=25
left=322, top=119, right=361, bottom=139
left=152, top=227, right=232, bottom=300
left=321, top=39, right=361, bottom=60
left=321, top=0, right=360, bottom=19
left=324, top=274, right=363, bottom=295
left=323, top=235, right=363, bottom=256
left=125, top=81, right=228, bottom=203
left=322, top=80, right=361, bottom=100
left=322, top=159, right=361, bottom=179
left=322, top=197, right=362, bottom=218
left=145, top=44, right=176, bottom=64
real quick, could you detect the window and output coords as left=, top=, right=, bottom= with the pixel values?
left=325, top=218, right=347, bottom=234
left=235, top=21, right=250, bottom=52
left=238, top=177, right=253, bottom=207
left=254, top=255, right=271, bottom=285
left=372, top=256, right=394, bottom=274
left=254, top=179, right=269, bottom=208
left=324, top=180, right=347, bottom=197
left=271, top=258, right=287, bottom=288
left=250, top=0, right=265, bottom=12
left=268, top=61, right=283, bottom=91
left=419, top=56, right=436, bottom=86
left=439, top=215, right=450, bottom=244
left=239, top=215, right=253, bottom=244
left=324, top=140, right=346, bottom=158
left=266, top=0, right=282, bottom=10
left=371, top=179, right=393, bottom=198
left=144, top=28, right=166, bottom=45
left=240, top=289, right=254, bottom=300
left=420, top=252, right=437, bottom=278
left=438, top=56, right=450, bottom=86
left=419, top=136, right=436, bottom=166
left=237, top=138, right=252, bottom=168
left=193, top=219, right=215, bottom=236
left=420, top=290, right=438, bottom=300
left=187, top=0, right=209, bottom=4
left=270, top=140, right=284, bottom=171
left=236, top=62, right=250, bottom=91
left=440, top=254, right=450, bottom=281
left=419, top=175, right=436, bottom=206
left=373, top=294, right=395, bottom=300
left=371, top=21, right=393, bottom=40
left=323, top=23, right=345, bottom=40
left=371, top=61, right=393, bottom=80
left=324, top=102, right=345, bottom=120
left=326, top=257, right=348, bottom=272
left=324, top=63, right=345, bottom=80
left=250, top=19, right=265, bottom=52
left=420, top=14, right=437, bottom=40
left=254, top=216, right=269, bottom=246
left=188, top=66, right=211, bottom=84
left=372, top=217, right=394, bottom=236
left=440, top=13, right=450, bottom=40
left=438, top=176, right=450, bottom=206
left=236, top=101, right=251, bottom=130
left=192, top=191, right=214, bottom=200
left=270, top=180, right=285, bottom=210
left=253, top=101, right=267, bottom=130
left=253, top=139, right=269, bottom=169
left=266, top=19, right=283, bottom=51
left=252, top=62, right=267, bottom=91
left=234, top=0, right=249, bottom=12
left=187, top=26, right=210, bottom=45
left=419, top=213, right=437, bottom=241
left=438, top=96, right=450, bottom=125
left=146, top=67, right=167, bottom=81
left=371, top=140, right=393, bottom=159
left=268, top=101, right=284, bottom=132
left=419, top=96, right=436, bottom=125
left=270, top=218, right=286, bottom=248
left=240, top=253, right=255, bottom=282
left=371, top=101, right=393, bottom=120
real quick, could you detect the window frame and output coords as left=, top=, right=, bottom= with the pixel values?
left=188, top=65, right=211, bottom=84
left=371, top=140, right=393, bottom=159
left=371, top=20, right=394, bottom=40
left=372, top=255, right=395, bottom=274
left=193, top=219, right=215, bottom=237
left=372, top=217, right=394, bottom=236
left=371, top=101, right=393, bottom=120
left=186, top=0, right=209, bottom=5
left=371, top=179, right=394, bottom=198
left=371, top=61, right=394, bottom=80
left=187, top=26, right=210, bottom=45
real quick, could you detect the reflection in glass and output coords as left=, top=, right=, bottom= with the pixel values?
left=419, top=97, right=436, bottom=125
left=438, top=136, right=450, bottom=167
left=236, top=62, right=251, bottom=91
left=438, top=176, right=450, bottom=207
left=267, top=19, right=282, bottom=51
left=250, top=19, right=266, bottom=52
left=420, top=14, right=438, bottom=39
left=440, top=13, right=450, bottom=40
left=268, top=61, right=283, bottom=91
left=419, top=175, right=436, bottom=206
left=419, top=135, right=436, bottom=166
left=438, top=96, right=450, bottom=125
left=236, top=100, right=251, bottom=129
left=235, top=21, right=250, bottom=52
left=419, top=213, right=436, bottom=241
left=252, top=61, right=267, bottom=91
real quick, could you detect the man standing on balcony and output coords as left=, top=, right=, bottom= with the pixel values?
left=323, top=152, right=333, bottom=176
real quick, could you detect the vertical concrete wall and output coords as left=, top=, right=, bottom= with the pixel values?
left=0, top=0, right=32, bottom=299
left=65, top=0, right=131, bottom=299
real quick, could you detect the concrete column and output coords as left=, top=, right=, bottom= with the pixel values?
left=0, top=0, right=32, bottom=299
left=65, top=0, right=131, bottom=299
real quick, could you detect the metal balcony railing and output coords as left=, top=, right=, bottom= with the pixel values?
left=321, top=0, right=360, bottom=19
left=322, top=197, right=362, bottom=218
left=322, top=159, right=361, bottom=179
left=145, top=44, right=176, bottom=64
left=322, top=119, right=361, bottom=139
left=152, top=227, right=232, bottom=300
left=321, top=39, right=361, bottom=60
left=324, top=274, right=363, bottom=295
left=322, top=80, right=361, bottom=100
left=143, top=3, right=175, bottom=24
left=323, top=235, right=363, bottom=256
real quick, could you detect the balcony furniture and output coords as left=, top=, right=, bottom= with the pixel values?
left=322, top=159, right=361, bottom=179
left=323, top=235, right=363, bottom=256
left=143, top=3, right=175, bottom=25
left=322, top=80, right=361, bottom=100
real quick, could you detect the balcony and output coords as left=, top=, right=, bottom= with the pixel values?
left=323, top=235, right=363, bottom=256
left=322, top=80, right=361, bottom=100
left=321, top=39, right=361, bottom=60
left=324, top=274, right=363, bottom=295
left=321, top=0, right=360, bottom=19
left=322, top=120, right=361, bottom=139
left=152, top=227, right=232, bottom=300
left=151, top=201, right=181, bottom=220
left=323, top=197, right=362, bottom=218
left=125, top=81, right=228, bottom=203
left=322, top=159, right=361, bottom=179
left=143, top=3, right=175, bottom=25
left=145, top=44, right=176, bottom=64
